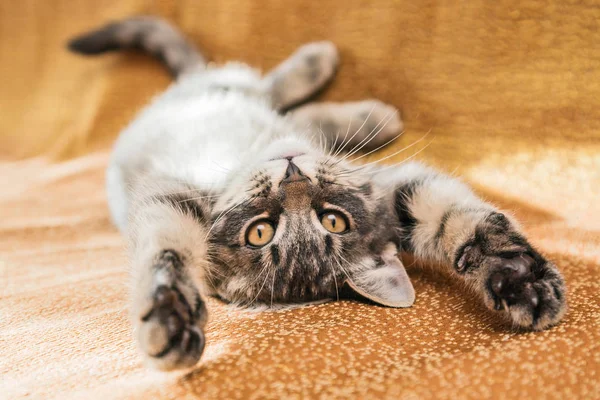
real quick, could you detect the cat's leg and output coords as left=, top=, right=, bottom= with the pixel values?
left=128, top=184, right=213, bottom=370
left=68, top=17, right=207, bottom=78
left=264, top=42, right=339, bottom=111
left=377, top=162, right=566, bottom=330
left=289, top=100, right=403, bottom=152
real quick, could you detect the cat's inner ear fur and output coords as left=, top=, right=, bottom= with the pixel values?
left=345, top=243, right=415, bottom=308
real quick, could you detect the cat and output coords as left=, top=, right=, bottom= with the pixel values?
left=68, top=17, right=567, bottom=371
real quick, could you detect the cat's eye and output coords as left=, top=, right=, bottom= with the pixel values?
left=246, top=220, right=275, bottom=247
left=320, top=211, right=348, bottom=233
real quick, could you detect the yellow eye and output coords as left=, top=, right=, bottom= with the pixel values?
left=246, top=220, right=275, bottom=247
left=320, top=211, right=348, bottom=233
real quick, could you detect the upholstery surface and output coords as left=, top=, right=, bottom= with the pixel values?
left=1, top=0, right=599, bottom=398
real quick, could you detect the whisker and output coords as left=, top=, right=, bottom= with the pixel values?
left=316, top=124, right=326, bottom=153
left=318, top=180, right=357, bottom=188
left=164, top=187, right=212, bottom=195
left=193, top=259, right=223, bottom=291
left=349, top=127, right=406, bottom=163
left=363, top=135, right=435, bottom=170
left=250, top=262, right=272, bottom=305
left=329, top=260, right=340, bottom=301
left=318, top=121, right=330, bottom=153
left=203, top=270, right=219, bottom=292
left=211, top=160, right=232, bottom=173
left=176, top=194, right=221, bottom=203
left=337, top=110, right=397, bottom=163
left=331, top=127, right=339, bottom=154
left=319, top=126, right=330, bottom=154
left=330, top=117, right=354, bottom=159
left=270, top=262, right=277, bottom=307
left=326, top=124, right=341, bottom=160
left=204, top=197, right=252, bottom=242
left=334, top=256, right=352, bottom=282
left=350, top=139, right=436, bottom=194
left=333, top=103, right=377, bottom=160
left=348, top=129, right=433, bottom=170
left=321, top=131, right=431, bottom=183
left=199, top=259, right=226, bottom=279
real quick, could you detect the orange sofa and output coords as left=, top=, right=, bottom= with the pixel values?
left=1, top=1, right=599, bottom=398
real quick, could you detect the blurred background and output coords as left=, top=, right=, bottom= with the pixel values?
left=2, top=1, right=598, bottom=159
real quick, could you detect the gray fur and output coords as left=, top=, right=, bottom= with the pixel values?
left=68, top=17, right=567, bottom=371
left=68, top=17, right=206, bottom=77
left=207, top=159, right=398, bottom=306
left=264, top=41, right=339, bottom=111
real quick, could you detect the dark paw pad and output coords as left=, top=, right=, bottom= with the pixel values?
left=489, top=254, right=536, bottom=309
left=485, top=254, right=566, bottom=330
left=139, top=285, right=205, bottom=370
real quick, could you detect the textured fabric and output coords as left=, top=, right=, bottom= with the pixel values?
left=1, top=1, right=599, bottom=399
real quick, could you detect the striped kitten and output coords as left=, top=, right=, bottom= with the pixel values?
left=68, top=17, right=566, bottom=371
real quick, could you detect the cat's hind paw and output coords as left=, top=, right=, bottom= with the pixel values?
left=268, top=41, right=339, bottom=110
left=456, top=212, right=567, bottom=331
left=484, top=254, right=567, bottom=331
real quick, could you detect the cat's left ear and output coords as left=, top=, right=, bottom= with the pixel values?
left=345, top=243, right=415, bottom=307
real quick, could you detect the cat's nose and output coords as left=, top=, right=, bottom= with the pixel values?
left=282, top=161, right=308, bottom=184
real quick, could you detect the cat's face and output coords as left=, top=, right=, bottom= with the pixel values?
left=209, top=148, right=414, bottom=307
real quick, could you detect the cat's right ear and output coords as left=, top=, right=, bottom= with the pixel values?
left=344, top=243, right=415, bottom=308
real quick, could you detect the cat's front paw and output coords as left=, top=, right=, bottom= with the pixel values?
left=457, top=213, right=567, bottom=330
left=137, top=285, right=205, bottom=370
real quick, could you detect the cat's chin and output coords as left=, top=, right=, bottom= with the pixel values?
left=268, top=151, right=305, bottom=161
left=258, top=137, right=318, bottom=163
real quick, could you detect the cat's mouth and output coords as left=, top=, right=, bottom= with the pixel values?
left=269, top=152, right=305, bottom=161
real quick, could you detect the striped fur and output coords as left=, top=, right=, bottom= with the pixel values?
left=68, top=17, right=206, bottom=77
left=68, top=17, right=566, bottom=371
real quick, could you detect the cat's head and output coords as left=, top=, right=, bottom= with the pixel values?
left=208, top=140, right=414, bottom=308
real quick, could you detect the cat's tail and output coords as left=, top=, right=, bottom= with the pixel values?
left=67, top=16, right=206, bottom=78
